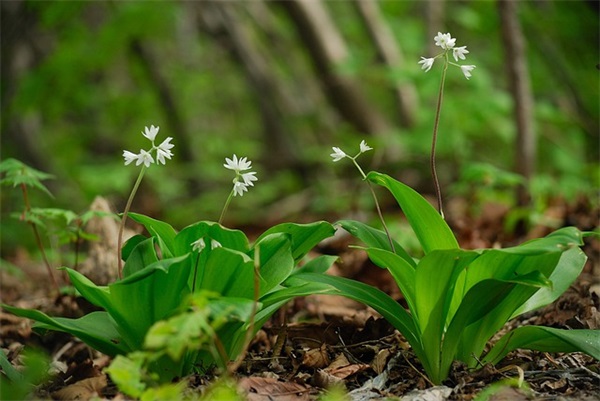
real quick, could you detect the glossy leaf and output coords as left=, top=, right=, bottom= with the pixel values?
left=483, top=326, right=600, bottom=366
left=128, top=212, right=177, bottom=258
left=338, top=219, right=415, bottom=267
left=254, top=221, right=334, bottom=262
left=366, top=171, right=458, bottom=253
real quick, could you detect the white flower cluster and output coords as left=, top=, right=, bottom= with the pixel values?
left=123, top=125, right=174, bottom=167
left=418, top=32, right=476, bottom=80
left=224, top=154, right=258, bottom=197
left=330, top=140, right=372, bottom=162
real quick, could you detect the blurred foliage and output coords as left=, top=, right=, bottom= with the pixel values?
left=1, top=1, right=598, bottom=255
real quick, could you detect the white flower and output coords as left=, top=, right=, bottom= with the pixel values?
left=136, top=149, right=154, bottom=167
left=156, top=137, right=174, bottom=165
left=453, top=46, right=469, bottom=61
left=224, top=154, right=252, bottom=172
left=210, top=239, right=222, bottom=249
left=241, top=172, right=257, bottom=187
left=142, top=125, right=160, bottom=142
left=330, top=147, right=346, bottom=162
left=232, top=180, right=249, bottom=197
left=460, top=65, right=476, bottom=80
left=434, top=32, right=455, bottom=50
left=418, top=57, right=435, bottom=72
left=123, top=150, right=139, bottom=166
left=191, top=237, right=206, bottom=252
left=359, top=140, right=372, bottom=153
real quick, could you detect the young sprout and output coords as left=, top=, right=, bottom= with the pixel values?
left=330, top=140, right=394, bottom=252
left=418, top=32, right=476, bottom=217
left=117, top=125, right=174, bottom=279
left=219, top=155, right=258, bottom=224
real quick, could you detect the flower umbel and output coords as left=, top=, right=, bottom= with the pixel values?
left=123, top=125, right=174, bottom=167
left=219, top=155, right=258, bottom=224
left=419, top=32, right=475, bottom=80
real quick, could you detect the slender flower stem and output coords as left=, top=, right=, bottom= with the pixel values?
left=350, top=157, right=396, bottom=253
left=191, top=253, right=200, bottom=293
left=430, top=53, right=448, bottom=218
left=229, top=245, right=260, bottom=374
left=117, top=166, right=146, bottom=279
left=20, top=183, right=60, bottom=293
left=218, top=190, right=235, bottom=225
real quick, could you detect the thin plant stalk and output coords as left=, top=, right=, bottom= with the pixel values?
left=351, top=158, right=396, bottom=253
left=20, top=183, right=60, bottom=293
left=430, top=53, right=448, bottom=218
left=229, top=245, right=260, bottom=374
left=218, top=190, right=234, bottom=225
left=117, top=167, right=147, bottom=279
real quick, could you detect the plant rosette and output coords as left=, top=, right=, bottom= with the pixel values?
left=288, top=171, right=599, bottom=384
left=3, top=216, right=337, bottom=381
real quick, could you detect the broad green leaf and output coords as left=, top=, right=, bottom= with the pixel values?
left=512, top=247, right=587, bottom=318
left=442, top=272, right=551, bottom=378
left=1, top=306, right=127, bottom=355
left=366, top=172, right=458, bottom=253
left=292, top=255, right=339, bottom=275
left=255, top=234, right=294, bottom=296
left=122, top=237, right=159, bottom=278
left=483, top=326, right=600, bottom=366
left=199, top=247, right=254, bottom=299
left=108, top=255, right=192, bottom=349
left=413, top=249, right=479, bottom=379
left=176, top=221, right=249, bottom=256
left=366, top=247, right=416, bottom=312
left=128, top=213, right=177, bottom=258
left=455, top=270, right=552, bottom=365
left=254, top=221, right=334, bottom=262
left=105, top=354, right=146, bottom=398
left=121, top=234, right=148, bottom=261
left=338, top=219, right=415, bottom=267
left=64, top=268, right=112, bottom=310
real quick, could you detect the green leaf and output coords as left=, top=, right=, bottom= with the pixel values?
left=121, top=234, right=148, bottom=261
left=366, top=247, right=416, bottom=312
left=483, top=327, right=600, bottom=366
left=176, top=221, right=249, bottom=256
left=108, top=255, right=192, bottom=350
left=1, top=305, right=128, bottom=355
left=105, top=354, right=147, bottom=398
left=0, top=158, right=54, bottom=197
left=512, top=247, right=587, bottom=318
left=127, top=213, right=177, bottom=258
left=366, top=172, right=458, bottom=253
left=413, top=249, right=479, bottom=380
left=292, top=255, right=338, bottom=275
left=255, top=234, right=294, bottom=296
left=338, top=219, right=415, bottom=267
left=442, top=272, right=551, bottom=378
left=199, top=248, right=254, bottom=299
left=254, top=221, right=335, bottom=262
left=122, top=237, right=159, bottom=278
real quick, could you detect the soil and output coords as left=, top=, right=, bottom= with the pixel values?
left=1, top=198, right=599, bottom=400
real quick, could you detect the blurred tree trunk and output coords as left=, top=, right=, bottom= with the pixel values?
left=499, top=0, right=535, bottom=207
left=280, top=0, right=390, bottom=136
left=128, top=40, right=195, bottom=165
left=355, top=0, right=418, bottom=128
left=0, top=1, right=53, bottom=173
left=194, top=1, right=304, bottom=173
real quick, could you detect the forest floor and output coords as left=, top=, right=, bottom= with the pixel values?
left=1, top=198, right=599, bottom=401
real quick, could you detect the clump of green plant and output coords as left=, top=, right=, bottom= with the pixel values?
left=292, top=32, right=599, bottom=385
left=0, top=348, right=51, bottom=401
left=3, top=126, right=338, bottom=384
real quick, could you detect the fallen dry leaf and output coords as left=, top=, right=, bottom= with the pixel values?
left=239, top=377, right=311, bottom=401
left=52, top=375, right=107, bottom=400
